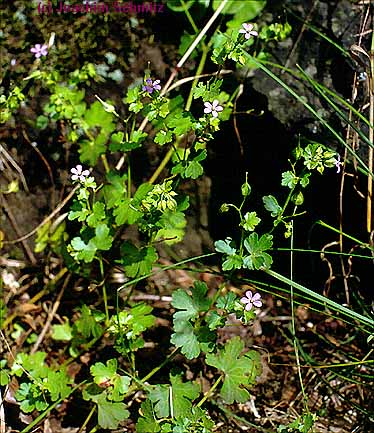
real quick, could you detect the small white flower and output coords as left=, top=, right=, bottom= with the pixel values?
left=239, top=23, right=258, bottom=40
left=240, top=291, right=262, bottom=311
left=70, top=164, right=90, bottom=182
left=1, top=270, right=20, bottom=291
left=204, top=100, right=223, bottom=118
left=335, top=154, right=343, bottom=174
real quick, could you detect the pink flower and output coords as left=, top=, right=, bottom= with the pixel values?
left=30, top=43, right=48, bottom=58
left=240, top=291, right=262, bottom=311
left=71, top=165, right=90, bottom=182
left=239, top=23, right=258, bottom=40
left=142, top=78, right=161, bottom=94
left=204, top=100, right=223, bottom=118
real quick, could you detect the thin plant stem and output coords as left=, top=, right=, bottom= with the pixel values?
left=77, top=405, right=96, bottom=433
left=99, top=258, right=109, bottom=325
left=141, top=347, right=180, bottom=383
left=148, top=146, right=175, bottom=185
left=196, top=375, right=223, bottom=408
left=148, top=43, right=210, bottom=185
left=127, top=155, right=131, bottom=198
left=180, top=0, right=200, bottom=34
left=289, top=212, right=310, bottom=413
left=367, top=30, right=374, bottom=233
left=116, top=0, right=228, bottom=171
left=100, top=154, right=110, bottom=173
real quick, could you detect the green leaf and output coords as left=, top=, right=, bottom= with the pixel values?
left=91, top=223, right=113, bottom=250
left=78, top=138, right=106, bottom=166
left=243, top=233, right=273, bottom=270
left=96, top=393, right=129, bottom=429
left=192, top=80, right=223, bottom=102
left=102, top=171, right=127, bottom=208
left=167, top=373, right=200, bottom=418
left=149, top=384, right=169, bottom=418
left=75, top=304, right=103, bottom=339
left=84, top=100, right=115, bottom=133
left=149, top=373, right=200, bottom=419
left=52, top=321, right=73, bottom=341
left=263, top=195, right=282, bottom=217
left=16, top=382, right=48, bottom=413
left=120, top=241, right=158, bottom=278
left=68, top=200, right=89, bottom=222
left=167, top=0, right=194, bottom=12
left=167, top=112, right=194, bottom=135
left=183, top=150, right=207, bottom=179
left=214, top=238, right=236, bottom=255
left=112, top=375, right=131, bottom=401
left=213, top=0, right=266, bottom=22
left=171, top=321, right=201, bottom=359
left=171, top=281, right=211, bottom=322
left=184, top=161, right=204, bottom=179
left=12, top=352, right=47, bottom=378
left=300, top=173, right=311, bottom=188
left=241, top=211, right=261, bottom=232
left=45, top=370, right=71, bottom=401
left=216, top=292, right=237, bottom=311
left=155, top=129, right=173, bottom=146
left=178, top=33, right=199, bottom=59
left=121, top=130, right=148, bottom=151
left=281, top=171, right=298, bottom=189
left=109, top=131, right=125, bottom=152
left=206, top=337, right=262, bottom=404
left=114, top=198, right=141, bottom=225
left=222, top=254, right=243, bottom=271
left=155, top=210, right=187, bottom=245
left=91, top=359, right=117, bottom=386
left=87, top=202, right=106, bottom=227
left=136, top=399, right=161, bottom=432
left=0, top=369, right=9, bottom=386
left=108, top=303, right=155, bottom=341
left=171, top=282, right=214, bottom=359
left=70, top=236, right=96, bottom=262
left=124, top=86, right=143, bottom=113
left=36, top=115, right=49, bottom=130
left=206, top=311, right=225, bottom=330
left=114, top=183, right=153, bottom=225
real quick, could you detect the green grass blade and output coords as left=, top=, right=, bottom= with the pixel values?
left=245, top=54, right=373, bottom=178
left=265, top=269, right=374, bottom=329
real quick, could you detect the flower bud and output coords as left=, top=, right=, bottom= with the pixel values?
left=220, top=203, right=229, bottom=213
left=292, top=191, right=304, bottom=206
left=241, top=182, right=251, bottom=197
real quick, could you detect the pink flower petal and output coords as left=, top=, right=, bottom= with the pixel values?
left=252, top=293, right=261, bottom=301
left=245, top=303, right=253, bottom=311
